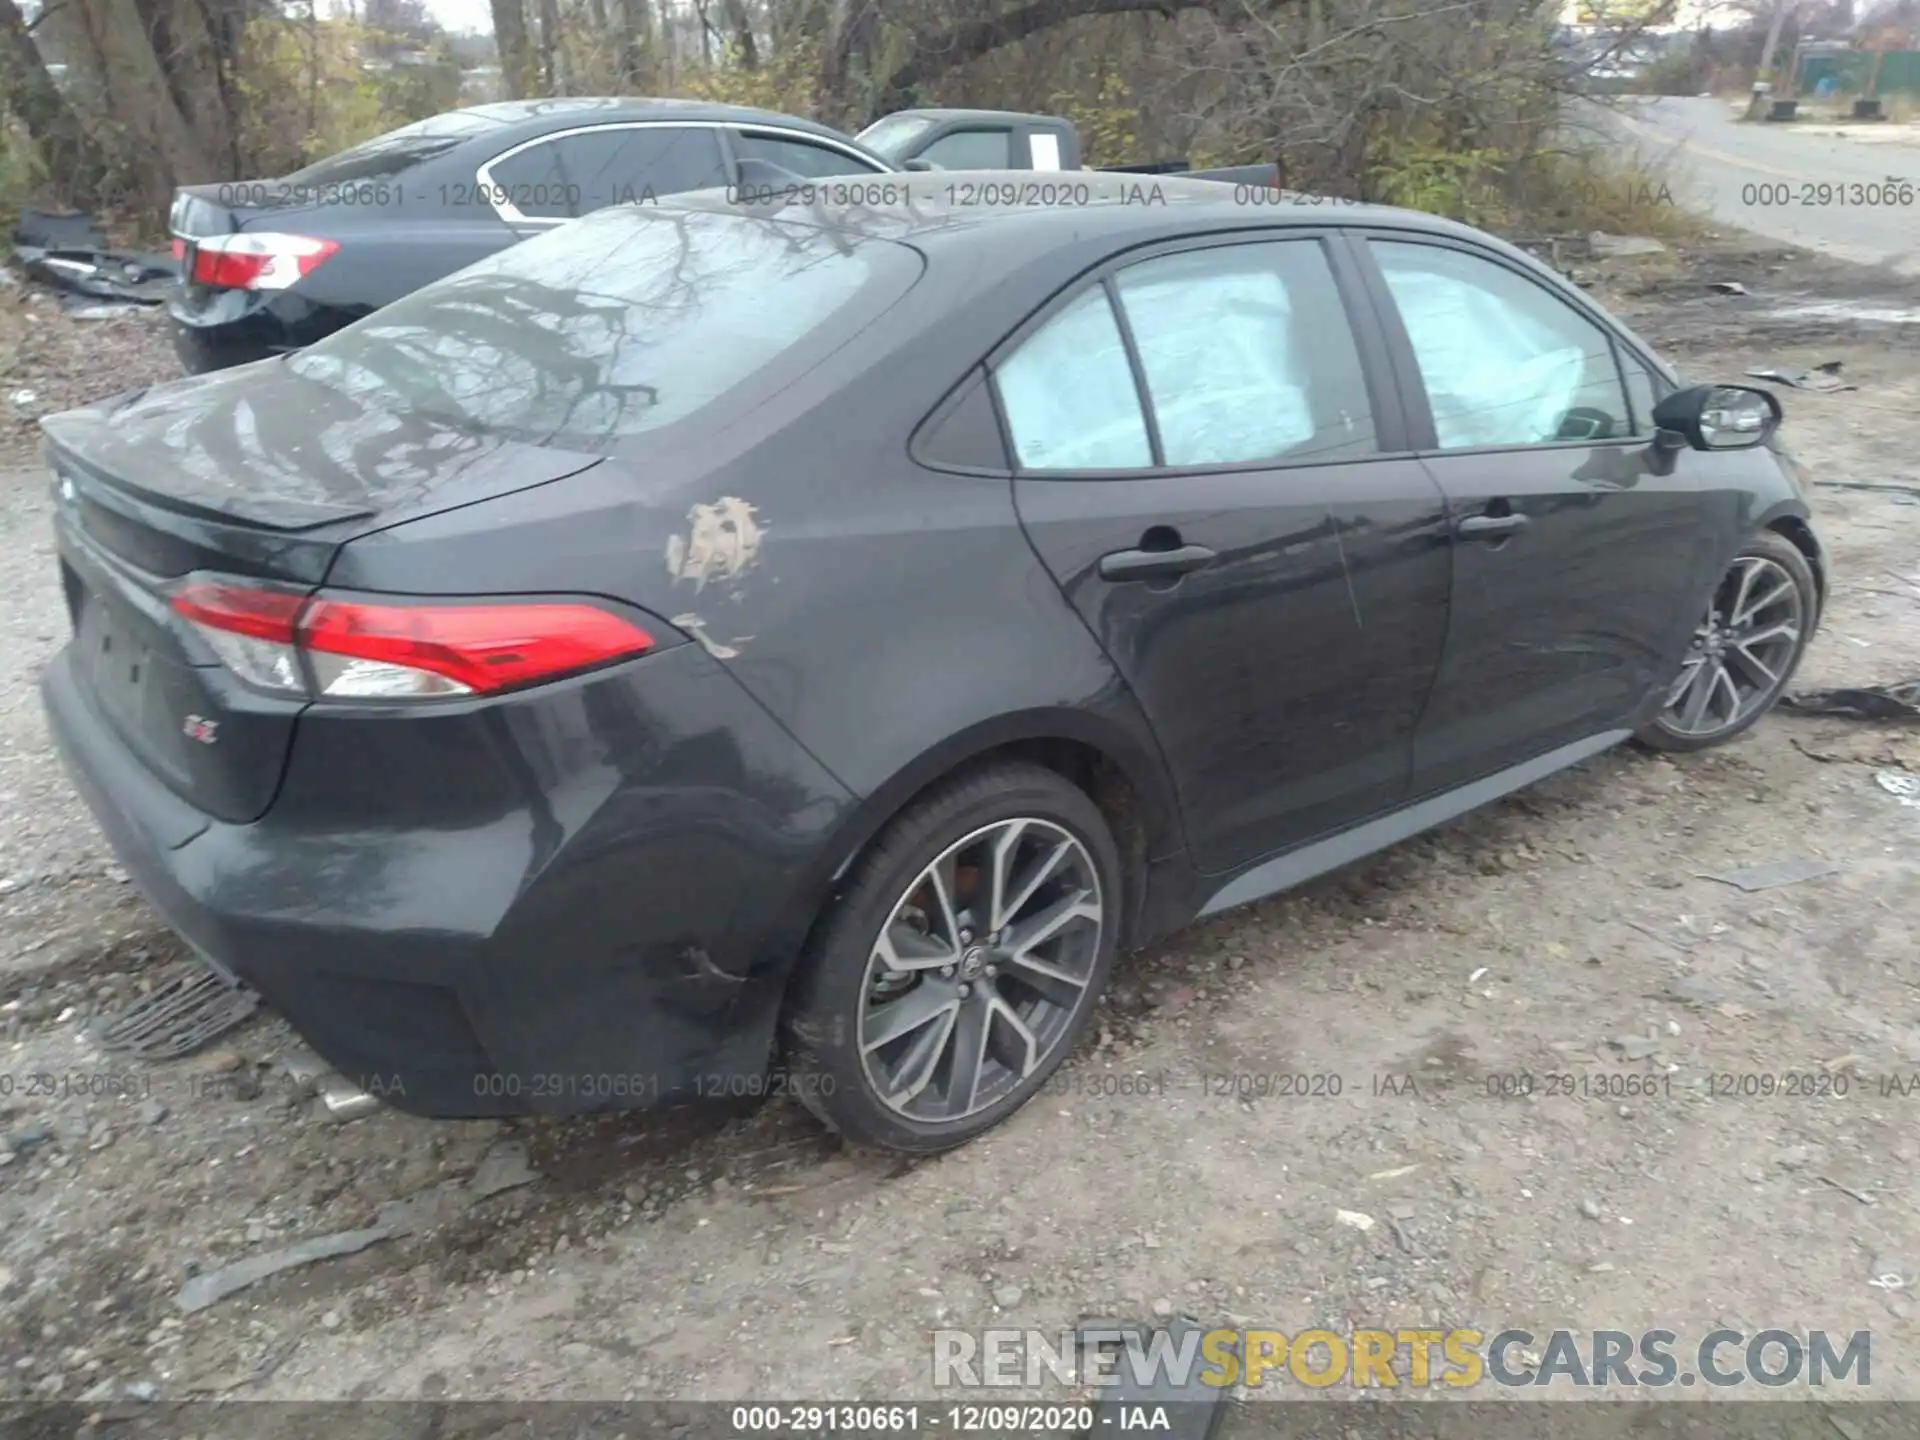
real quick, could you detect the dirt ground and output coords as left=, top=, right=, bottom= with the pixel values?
left=1, top=232, right=1919, bottom=1413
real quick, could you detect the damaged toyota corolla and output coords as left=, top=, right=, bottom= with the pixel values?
left=39, top=173, right=1825, bottom=1153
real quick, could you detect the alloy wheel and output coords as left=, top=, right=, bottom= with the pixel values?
left=856, top=818, right=1104, bottom=1122
left=1660, top=553, right=1805, bottom=739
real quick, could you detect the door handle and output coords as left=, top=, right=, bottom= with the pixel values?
left=1455, top=512, right=1531, bottom=541
left=1098, top=543, right=1218, bottom=582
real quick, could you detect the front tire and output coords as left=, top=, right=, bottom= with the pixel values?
left=1636, top=530, right=1816, bottom=753
left=781, top=762, right=1122, bottom=1154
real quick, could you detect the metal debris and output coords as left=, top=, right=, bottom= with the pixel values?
left=1698, top=857, right=1842, bottom=892
left=1745, top=364, right=1857, bottom=393
left=98, top=966, right=260, bottom=1059
left=1782, top=679, right=1920, bottom=722
left=468, top=1138, right=539, bottom=1199
left=1709, top=280, right=1751, bottom=295
left=1875, top=771, right=1920, bottom=808
left=175, top=1225, right=395, bottom=1313
left=318, top=1076, right=381, bottom=1122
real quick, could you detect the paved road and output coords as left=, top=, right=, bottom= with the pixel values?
left=1596, top=95, right=1920, bottom=273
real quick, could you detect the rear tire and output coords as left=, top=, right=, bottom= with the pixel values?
left=1635, top=530, right=1815, bottom=753
left=781, top=762, right=1121, bottom=1155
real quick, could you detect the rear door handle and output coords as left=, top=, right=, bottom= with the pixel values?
left=1098, top=543, right=1218, bottom=583
left=1455, top=512, right=1530, bottom=541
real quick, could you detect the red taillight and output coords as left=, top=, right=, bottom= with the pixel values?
left=168, top=580, right=656, bottom=700
left=189, top=233, right=339, bottom=292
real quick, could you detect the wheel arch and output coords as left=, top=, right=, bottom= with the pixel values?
left=1763, top=510, right=1827, bottom=620
left=771, top=708, right=1186, bottom=996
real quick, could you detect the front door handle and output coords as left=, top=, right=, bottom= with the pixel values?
left=1455, top=512, right=1531, bottom=541
left=1098, top=543, right=1218, bottom=583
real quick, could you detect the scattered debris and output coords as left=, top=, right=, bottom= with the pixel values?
left=1813, top=479, right=1920, bottom=497
left=1816, top=1175, right=1875, bottom=1206
left=1709, top=280, right=1751, bottom=295
left=1698, top=857, right=1842, bottom=892
left=1869, top=1257, right=1908, bottom=1291
left=468, top=1138, right=540, bottom=1200
left=1611, top=1035, right=1661, bottom=1061
left=1087, top=1315, right=1226, bottom=1440
left=1334, top=1209, right=1376, bottom=1232
left=175, top=1225, right=395, bottom=1313
left=1368, top=1164, right=1420, bottom=1182
left=1745, top=363, right=1857, bottom=393
left=1579, top=1197, right=1603, bottom=1220
left=1588, top=232, right=1668, bottom=258
left=1874, top=770, right=1920, bottom=808
left=98, top=966, right=260, bottom=1059
left=1782, top=679, right=1920, bottom=722
left=1467, top=966, right=1489, bottom=985
left=13, top=208, right=178, bottom=311
left=317, top=1075, right=381, bottom=1123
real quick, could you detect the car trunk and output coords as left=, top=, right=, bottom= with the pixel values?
left=42, top=364, right=604, bottom=825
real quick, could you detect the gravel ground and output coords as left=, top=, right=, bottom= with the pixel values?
left=1, top=236, right=1918, bottom=1413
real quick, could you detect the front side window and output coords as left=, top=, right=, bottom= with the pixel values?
left=488, top=126, right=728, bottom=219
left=288, top=205, right=919, bottom=451
left=1618, top=350, right=1665, bottom=436
left=1372, top=240, right=1633, bottom=449
left=994, top=287, right=1151, bottom=470
left=918, top=129, right=1014, bottom=170
left=1114, top=241, right=1376, bottom=466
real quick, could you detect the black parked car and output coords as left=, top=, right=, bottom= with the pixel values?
left=46, top=175, right=1823, bottom=1153
left=167, top=97, right=894, bottom=372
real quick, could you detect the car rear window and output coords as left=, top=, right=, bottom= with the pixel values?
left=287, top=205, right=920, bottom=450
left=855, top=113, right=937, bottom=162
left=280, top=111, right=506, bottom=185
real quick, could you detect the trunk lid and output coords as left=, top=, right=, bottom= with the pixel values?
left=43, top=365, right=603, bottom=824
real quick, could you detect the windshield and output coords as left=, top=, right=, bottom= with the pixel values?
left=280, top=110, right=507, bottom=186
left=288, top=204, right=920, bottom=451
left=854, top=114, right=938, bottom=162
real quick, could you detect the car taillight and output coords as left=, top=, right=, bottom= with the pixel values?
left=168, top=579, right=656, bottom=700
left=189, top=233, right=339, bottom=292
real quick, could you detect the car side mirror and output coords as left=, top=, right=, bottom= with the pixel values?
left=1651, top=383, right=1781, bottom=452
left=903, top=158, right=937, bottom=172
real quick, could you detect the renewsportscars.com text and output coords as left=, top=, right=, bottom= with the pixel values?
left=933, top=1326, right=1872, bottom=1390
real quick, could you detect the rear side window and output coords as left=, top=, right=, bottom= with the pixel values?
left=288, top=205, right=919, bottom=450
left=734, top=133, right=881, bottom=179
left=919, top=130, right=1014, bottom=169
left=994, top=287, right=1151, bottom=470
left=488, top=127, right=729, bottom=218
left=1114, top=241, right=1376, bottom=465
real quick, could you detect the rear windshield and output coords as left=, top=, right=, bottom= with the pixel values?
left=288, top=204, right=920, bottom=450
left=280, top=110, right=507, bottom=185
left=855, top=113, right=938, bottom=162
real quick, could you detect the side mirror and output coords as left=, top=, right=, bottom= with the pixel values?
left=902, top=158, right=937, bottom=172
left=1651, top=383, right=1781, bottom=452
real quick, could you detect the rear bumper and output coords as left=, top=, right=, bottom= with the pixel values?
left=168, top=291, right=351, bottom=374
left=42, top=642, right=855, bottom=1117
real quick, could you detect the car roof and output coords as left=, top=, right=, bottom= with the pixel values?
left=447, top=97, right=864, bottom=143
left=671, top=169, right=1482, bottom=257
left=885, top=108, right=1062, bottom=128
